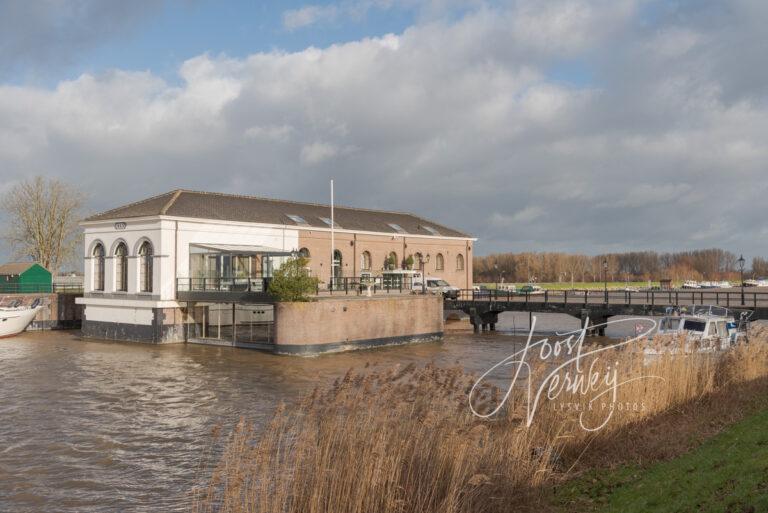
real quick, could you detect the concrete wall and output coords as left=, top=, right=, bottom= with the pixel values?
left=273, top=295, right=443, bottom=354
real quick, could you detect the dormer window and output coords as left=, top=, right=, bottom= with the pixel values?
left=423, top=226, right=440, bottom=236
left=286, top=214, right=309, bottom=226
left=387, top=223, right=407, bottom=234
left=319, top=217, right=340, bottom=228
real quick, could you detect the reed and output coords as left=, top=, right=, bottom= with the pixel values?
left=192, top=330, right=768, bottom=513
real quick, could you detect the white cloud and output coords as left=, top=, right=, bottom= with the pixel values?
left=1, top=1, right=768, bottom=258
left=283, top=5, right=339, bottom=30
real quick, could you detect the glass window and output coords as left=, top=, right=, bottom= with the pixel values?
left=115, top=242, right=128, bottom=292
left=435, top=253, right=444, bottom=271
left=139, top=241, right=153, bottom=293
left=387, top=223, right=407, bottom=234
left=423, top=226, right=440, bottom=236
left=361, top=251, right=371, bottom=270
left=319, top=216, right=340, bottom=228
left=298, top=247, right=310, bottom=258
left=456, top=254, right=465, bottom=271
left=93, top=243, right=105, bottom=291
left=683, top=320, right=706, bottom=332
left=286, top=214, right=309, bottom=226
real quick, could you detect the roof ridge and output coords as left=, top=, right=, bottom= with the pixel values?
left=160, top=189, right=183, bottom=215
left=178, top=189, right=421, bottom=217
left=84, top=190, right=179, bottom=221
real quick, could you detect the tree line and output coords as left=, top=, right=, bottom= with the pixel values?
left=474, top=249, right=764, bottom=283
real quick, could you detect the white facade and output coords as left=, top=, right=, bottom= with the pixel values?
left=77, top=216, right=300, bottom=328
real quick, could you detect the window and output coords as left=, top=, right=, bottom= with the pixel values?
left=298, top=247, right=310, bottom=258
left=319, top=216, right=341, bottom=228
left=387, top=252, right=398, bottom=270
left=286, top=214, right=309, bottom=226
left=436, top=253, right=444, bottom=271
left=115, top=242, right=128, bottom=292
left=387, top=223, right=407, bottom=234
left=361, top=251, right=371, bottom=270
left=93, top=243, right=105, bottom=291
left=413, top=252, right=423, bottom=269
left=139, top=241, right=153, bottom=293
left=423, top=225, right=440, bottom=236
left=683, top=320, right=706, bottom=332
left=456, top=254, right=465, bottom=271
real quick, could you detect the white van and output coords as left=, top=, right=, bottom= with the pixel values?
left=416, top=276, right=460, bottom=299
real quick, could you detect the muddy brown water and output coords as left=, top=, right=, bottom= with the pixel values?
left=0, top=312, right=641, bottom=512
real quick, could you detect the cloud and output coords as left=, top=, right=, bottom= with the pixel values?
left=283, top=5, right=340, bottom=30
left=0, top=0, right=166, bottom=79
left=1, top=0, right=767, bottom=259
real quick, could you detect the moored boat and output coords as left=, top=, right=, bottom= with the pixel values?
left=0, top=298, right=43, bottom=338
left=644, top=305, right=749, bottom=355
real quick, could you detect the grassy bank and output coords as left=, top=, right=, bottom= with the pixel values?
left=193, top=331, right=768, bottom=513
left=477, top=281, right=661, bottom=290
left=555, top=407, right=768, bottom=512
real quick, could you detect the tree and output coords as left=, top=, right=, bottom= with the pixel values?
left=268, top=257, right=320, bottom=302
left=1, top=176, right=85, bottom=271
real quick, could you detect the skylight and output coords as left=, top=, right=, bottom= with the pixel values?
left=387, top=223, right=407, bottom=234
left=423, top=226, right=440, bottom=236
left=318, top=216, right=340, bottom=228
left=286, top=214, right=309, bottom=226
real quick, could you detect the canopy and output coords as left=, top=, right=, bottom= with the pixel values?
left=191, top=243, right=295, bottom=257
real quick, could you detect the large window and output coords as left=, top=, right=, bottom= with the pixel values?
left=361, top=251, right=371, bottom=271
left=387, top=251, right=398, bottom=270
left=93, top=243, right=105, bottom=291
left=139, top=241, right=153, bottom=293
left=298, top=247, right=310, bottom=258
left=456, top=254, right=465, bottom=271
left=436, top=253, right=444, bottom=271
left=115, top=242, right=128, bottom=292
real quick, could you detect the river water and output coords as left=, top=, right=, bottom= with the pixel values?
left=0, top=312, right=638, bottom=512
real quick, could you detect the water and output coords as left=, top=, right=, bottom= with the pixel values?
left=0, top=315, right=628, bottom=512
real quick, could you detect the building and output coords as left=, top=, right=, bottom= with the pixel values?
left=77, top=190, right=474, bottom=345
left=0, top=262, right=52, bottom=293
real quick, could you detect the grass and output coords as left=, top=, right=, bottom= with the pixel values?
left=478, top=281, right=662, bottom=290
left=192, top=328, right=768, bottom=513
left=555, top=408, right=768, bottom=513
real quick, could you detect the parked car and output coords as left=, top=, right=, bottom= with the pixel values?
left=419, top=277, right=460, bottom=299
left=517, top=284, right=544, bottom=295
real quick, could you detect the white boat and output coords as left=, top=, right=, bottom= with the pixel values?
left=644, top=305, right=748, bottom=355
left=0, top=298, right=43, bottom=338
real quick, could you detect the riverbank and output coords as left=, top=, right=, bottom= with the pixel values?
left=554, top=403, right=768, bottom=512
left=194, top=329, right=768, bottom=513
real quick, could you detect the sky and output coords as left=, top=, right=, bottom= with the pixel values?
left=0, top=0, right=767, bottom=260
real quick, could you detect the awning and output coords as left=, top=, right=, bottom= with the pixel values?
left=191, top=243, right=295, bottom=256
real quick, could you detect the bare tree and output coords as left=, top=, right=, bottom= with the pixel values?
left=1, top=176, right=85, bottom=271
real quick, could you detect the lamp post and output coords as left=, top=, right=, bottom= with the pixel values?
left=738, top=254, right=746, bottom=305
left=603, top=259, right=608, bottom=303
left=420, top=254, right=431, bottom=294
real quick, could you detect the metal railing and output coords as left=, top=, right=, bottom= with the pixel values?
left=449, top=288, right=768, bottom=309
left=324, top=276, right=416, bottom=295
left=0, top=283, right=83, bottom=294
left=177, top=276, right=271, bottom=294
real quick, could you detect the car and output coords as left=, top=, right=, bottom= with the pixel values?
left=517, top=284, right=544, bottom=295
left=418, top=277, right=460, bottom=299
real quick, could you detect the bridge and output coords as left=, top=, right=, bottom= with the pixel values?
left=445, top=289, right=768, bottom=334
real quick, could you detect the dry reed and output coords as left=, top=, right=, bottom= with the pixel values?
left=192, top=329, right=768, bottom=513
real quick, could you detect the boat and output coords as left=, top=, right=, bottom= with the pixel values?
left=644, top=305, right=749, bottom=355
left=681, top=280, right=700, bottom=289
left=0, top=298, right=43, bottom=338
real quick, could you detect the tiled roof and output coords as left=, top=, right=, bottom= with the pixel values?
left=0, top=262, right=37, bottom=275
left=83, top=190, right=472, bottom=238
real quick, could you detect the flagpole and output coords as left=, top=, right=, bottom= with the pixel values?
left=330, top=179, right=335, bottom=288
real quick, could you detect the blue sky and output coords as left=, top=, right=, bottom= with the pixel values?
left=1, top=0, right=767, bottom=265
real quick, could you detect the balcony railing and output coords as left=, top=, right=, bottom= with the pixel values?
left=176, top=276, right=273, bottom=302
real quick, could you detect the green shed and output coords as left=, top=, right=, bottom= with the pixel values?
left=0, top=262, right=52, bottom=293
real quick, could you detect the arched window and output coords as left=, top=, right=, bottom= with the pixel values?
left=361, top=251, right=372, bottom=271
left=298, top=247, right=310, bottom=258
left=93, top=243, right=105, bottom=291
left=115, top=242, right=128, bottom=292
left=436, top=253, right=444, bottom=271
left=333, top=249, right=343, bottom=278
left=139, top=241, right=153, bottom=293
left=387, top=251, right=398, bottom=270
left=414, top=252, right=423, bottom=268
left=456, top=254, right=465, bottom=271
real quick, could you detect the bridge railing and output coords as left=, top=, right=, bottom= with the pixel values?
left=449, top=288, right=768, bottom=309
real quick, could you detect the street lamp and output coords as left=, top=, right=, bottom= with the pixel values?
left=738, top=254, right=746, bottom=305
left=420, top=253, right=431, bottom=294
left=603, top=259, right=608, bottom=303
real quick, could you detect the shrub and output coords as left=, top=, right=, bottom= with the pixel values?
left=267, top=257, right=319, bottom=302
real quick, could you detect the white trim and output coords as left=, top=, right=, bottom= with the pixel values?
left=80, top=214, right=477, bottom=241
left=76, top=297, right=181, bottom=308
